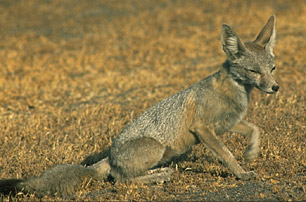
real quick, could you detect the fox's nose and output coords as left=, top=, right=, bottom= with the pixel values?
left=272, top=85, right=279, bottom=92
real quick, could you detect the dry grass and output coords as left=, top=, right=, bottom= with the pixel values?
left=0, top=0, right=305, bottom=201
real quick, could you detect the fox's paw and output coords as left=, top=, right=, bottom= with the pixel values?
left=236, top=171, right=256, bottom=181
left=132, top=167, right=173, bottom=184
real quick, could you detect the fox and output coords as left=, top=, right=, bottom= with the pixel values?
left=0, top=15, right=279, bottom=197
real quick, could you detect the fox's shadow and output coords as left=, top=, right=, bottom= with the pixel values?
left=80, top=148, right=110, bottom=167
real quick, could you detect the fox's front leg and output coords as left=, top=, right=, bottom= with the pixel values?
left=193, top=123, right=256, bottom=180
left=230, top=120, right=260, bottom=162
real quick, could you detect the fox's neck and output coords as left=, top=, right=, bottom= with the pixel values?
left=222, top=60, right=254, bottom=96
left=212, top=61, right=253, bottom=103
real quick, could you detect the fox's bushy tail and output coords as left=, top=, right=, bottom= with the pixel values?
left=0, top=158, right=110, bottom=197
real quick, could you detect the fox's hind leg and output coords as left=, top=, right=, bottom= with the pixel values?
left=230, top=120, right=260, bottom=162
left=110, top=137, right=173, bottom=183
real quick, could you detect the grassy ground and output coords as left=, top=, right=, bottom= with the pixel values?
left=0, top=0, right=305, bottom=201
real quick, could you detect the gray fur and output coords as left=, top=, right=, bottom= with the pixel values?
left=0, top=15, right=278, bottom=197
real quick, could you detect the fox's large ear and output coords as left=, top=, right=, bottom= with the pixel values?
left=221, top=24, right=247, bottom=61
left=254, top=15, right=276, bottom=57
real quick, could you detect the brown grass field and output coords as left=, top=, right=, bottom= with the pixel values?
left=0, top=0, right=305, bottom=201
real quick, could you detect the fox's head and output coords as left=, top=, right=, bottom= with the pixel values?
left=221, top=15, right=279, bottom=94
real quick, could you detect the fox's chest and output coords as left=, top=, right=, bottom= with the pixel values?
left=194, top=77, right=249, bottom=134
left=211, top=89, right=249, bottom=134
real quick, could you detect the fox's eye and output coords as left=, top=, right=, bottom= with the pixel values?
left=271, top=66, right=276, bottom=72
left=249, top=69, right=260, bottom=74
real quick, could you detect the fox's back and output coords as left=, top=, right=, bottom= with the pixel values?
left=113, top=86, right=195, bottom=147
left=112, top=69, right=249, bottom=148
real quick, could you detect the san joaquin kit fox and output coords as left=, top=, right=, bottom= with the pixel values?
left=0, top=15, right=278, bottom=197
